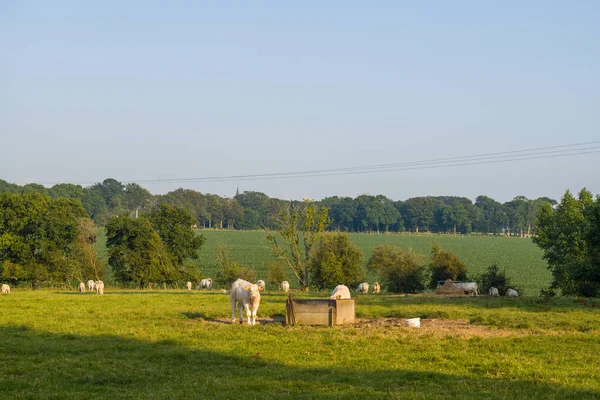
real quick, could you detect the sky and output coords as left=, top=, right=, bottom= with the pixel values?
left=1, top=1, right=598, bottom=203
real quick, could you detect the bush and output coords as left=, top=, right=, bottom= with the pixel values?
left=214, top=244, right=256, bottom=287
left=368, top=244, right=427, bottom=293
left=310, top=232, right=364, bottom=290
left=266, top=260, right=288, bottom=286
left=479, top=264, right=515, bottom=295
left=428, top=243, right=467, bottom=289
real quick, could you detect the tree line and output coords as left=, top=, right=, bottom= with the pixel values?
left=0, top=178, right=557, bottom=235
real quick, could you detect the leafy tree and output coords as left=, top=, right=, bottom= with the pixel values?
left=123, top=183, right=153, bottom=215
left=428, top=243, right=467, bottom=288
left=106, top=216, right=178, bottom=288
left=367, top=244, right=426, bottom=293
left=0, top=192, right=88, bottom=286
left=310, top=232, right=364, bottom=289
left=68, top=217, right=106, bottom=281
left=266, top=200, right=330, bottom=288
left=266, top=260, right=288, bottom=287
left=223, top=198, right=244, bottom=229
left=148, top=204, right=205, bottom=265
left=478, top=264, right=516, bottom=295
left=49, top=183, right=84, bottom=201
left=534, top=189, right=598, bottom=296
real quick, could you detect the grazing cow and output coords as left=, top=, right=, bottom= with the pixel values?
left=87, top=280, right=95, bottom=292
left=95, top=280, right=104, bottom=295
left=198, top=278, right=213, bottom=290
left=78, top=282, right=86, bottom=293
left=280, top=281, right=290, bottom=292
left=1, top=284, right=10, bottom=294
left=357, top=282, right=369, bottom=294
left=186, top=281, right=192, bottom=290
left=506, top=289, right=519, bottom=297
left=257, top=280, right=266, bottom=291
left=372, top=282, right=381, bottom=294
left=230, top=279, right=263, bottom=325
left=453, top=282, right=479, bottom=296
left=489, top=287, right=499, bottom=296
left=329, top=285, right=351, bottom=300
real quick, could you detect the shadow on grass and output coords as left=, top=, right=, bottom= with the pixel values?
left=0, top=325, right=597, bottom=399
left=181, top=312, right=285, bottom=326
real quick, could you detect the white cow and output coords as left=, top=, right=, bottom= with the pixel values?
left=230, top=279, right=263, bottom=325
left=372, top=282, right=381, bottom=294
left=1, top=284, right=10, bottom=294
left=186, top=281, right=192, bottom=290
left=329, top=285, right=351, bottom=300
left=357, top=282, right=369, bottom=294
left=280, top=281, right=290, bottom=292
left=198, top=278, right=213, bottom=290
left=506, top=289, right=519, bottom=297
left=78, top=282, right=86, bottom=293
left=257, top=280, right=266, bottom=291
left=87, top=280, right=95, bottom=292
left=489, top=287, right=499, bottom=296
left=95, top=280, right=104, bottom=295
left=453, top=282, right=479, bottom=296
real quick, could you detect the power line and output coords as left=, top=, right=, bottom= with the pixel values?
left=132, top=141, right=600, bottom=184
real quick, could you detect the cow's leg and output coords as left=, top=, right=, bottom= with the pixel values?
left=238, top=302, right=244, bottom=324
left=231, top=297, right=237, bottom=323
left=251, top=306, right=257, bottom=326
left=244, top=303, right=252, bottom=325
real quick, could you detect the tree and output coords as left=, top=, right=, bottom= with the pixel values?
left=428, top=243, right=467, bottom=288
left=534, top=189, right=598, bottom=296
left=123, top=183, right=153, bottom=216
left=0, top=192, right=88, bottom=287
left=367, top=244, right=427, bottom=293
left=266, top=200, right=330, bottom=288
left=68, top=217, right=106, bottom=281
left=309, top=232, right=364, bottom=289
left=106, top=216, right=178, bottom=288
left=478, top=264, right=516, bottom=295
left=148, top=204, right=205, bottom=265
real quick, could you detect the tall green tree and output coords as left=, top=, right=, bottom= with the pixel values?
left=534, top=189, right=598, bottom=296
left=148, top=204, right=205, bottom=265
left=368, top=244, right=427, bottom=293
left=106, top=216, right=178, bottom=287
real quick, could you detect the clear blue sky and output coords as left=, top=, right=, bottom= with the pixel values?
left=1, top=1, right=598, bottom=202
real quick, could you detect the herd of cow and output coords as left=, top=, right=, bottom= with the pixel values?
left=76, top=280, right=105, bottom=294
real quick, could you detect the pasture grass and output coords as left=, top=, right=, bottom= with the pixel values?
left=95, top=230, right=551, bottom=293
left=1, top=289, right=599, bottom=399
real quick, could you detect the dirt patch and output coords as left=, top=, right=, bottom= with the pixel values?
left=352, top=318, right=522, bottom=337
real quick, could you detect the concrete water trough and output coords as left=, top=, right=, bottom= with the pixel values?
left=285, top=297, right=355, bottom=326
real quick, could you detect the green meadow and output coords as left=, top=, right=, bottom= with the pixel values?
left=1, top=290, right=599, bottom=399
left=98, top=230, right=551, bottom=294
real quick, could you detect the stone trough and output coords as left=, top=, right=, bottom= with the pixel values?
left=285, top=297, right=355, bottom=326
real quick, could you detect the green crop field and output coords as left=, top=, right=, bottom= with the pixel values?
left=1, top=290, right=599, bottom=399
left=96, top=230, right=551, bottom=294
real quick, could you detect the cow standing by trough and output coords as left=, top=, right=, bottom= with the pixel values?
left=230, top=279, right=263, bottom=325
left=330, top=285, right=351, bottom=299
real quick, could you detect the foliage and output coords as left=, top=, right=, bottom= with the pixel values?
left=478, top=264, right=516, bottom=295
left=106, top=216, right=178, bottom=287
left=265, top=200, right=330, bottom=288
left=68, top=217, right=106, bottom=281
left=0, top=192, right=89, bottom=286
left=367, top=244, right=427, bottom=293
left=534, top=189, right=600, bottom=297
left=428, top=243, right=467, bottom=288
left=148, top=203, right=205, bottom=265
left=266, top=260, right=288, bottom=286
left=214, top=244, right=256, bottom=287
left=309, top=232, right=364, bottom=289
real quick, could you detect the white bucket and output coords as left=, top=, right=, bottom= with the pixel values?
left=405, top=317, right=420, bottom=328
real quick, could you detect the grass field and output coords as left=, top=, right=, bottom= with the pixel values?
left=1, top=290, right=599, bottom=399
left=98, top=230, right=552, bottom=294
left=95, top=230, right=550, bottom=293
